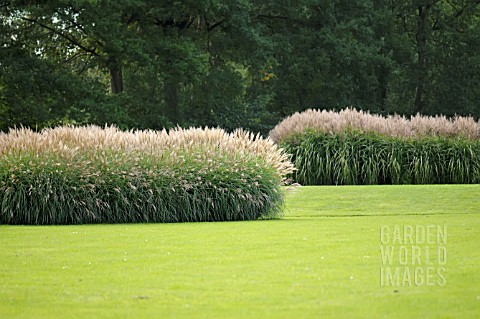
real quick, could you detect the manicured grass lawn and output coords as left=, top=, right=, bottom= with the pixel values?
left=1, top=185, right=479, bottom=318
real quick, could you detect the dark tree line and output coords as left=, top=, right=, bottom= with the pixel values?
left=1, top=0, right=479, bottom=134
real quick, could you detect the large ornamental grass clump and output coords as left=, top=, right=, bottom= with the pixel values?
left=270, top=108, right=480, bottom=185
left=0, top=126, right=294, bottom=225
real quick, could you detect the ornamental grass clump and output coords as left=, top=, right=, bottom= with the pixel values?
left=0, top=126, right=294, bottom=225
left=270, top=108, right=480, bottom=185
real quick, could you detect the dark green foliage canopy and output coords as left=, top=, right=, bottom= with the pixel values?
left=1, top=0, right=479, bottom=133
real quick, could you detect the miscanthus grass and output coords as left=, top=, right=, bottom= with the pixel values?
left=0, top=126, right=294, bottom=225
left=270, top=108, right=480, bottom=143
left=270, top=109, right=480, bottom=185
left=283, top=131, right=480, bottom=185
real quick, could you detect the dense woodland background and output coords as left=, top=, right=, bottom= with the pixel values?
left=1, top=0, right=479, bottom=134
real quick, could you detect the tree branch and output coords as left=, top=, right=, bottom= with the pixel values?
left=20, top=16, right=98, bottom=56
left=207, top=19, right=225, bottom=32
left=53, top=9, right=89, bottom=36
left=256, top=14, right=308, bottom=28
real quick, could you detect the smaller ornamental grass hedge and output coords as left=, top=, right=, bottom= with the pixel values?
left=270, top=109, right=480, bottom=185
left=0, top=126, right=294, bottom=225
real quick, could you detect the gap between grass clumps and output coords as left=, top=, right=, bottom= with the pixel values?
left=0, top=126, right=294, bottom=225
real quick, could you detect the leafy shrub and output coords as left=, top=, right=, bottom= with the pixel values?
left=270, top=109, right=480, bottom=185
left=0, top=126, right=294, bottom=225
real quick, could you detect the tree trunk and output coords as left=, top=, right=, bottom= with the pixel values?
left=164, top=79, right=180, bottom=124
left=414, top=5, right=428, bottom=114
left=108, top=57, right=124, bottom=94
left=377, top=65, right=389, bottom=113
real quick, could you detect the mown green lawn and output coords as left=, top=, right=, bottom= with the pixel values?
left=1, top=185, right=479, bottom=318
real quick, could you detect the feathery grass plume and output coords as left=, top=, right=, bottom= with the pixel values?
left=0, top=126, right=294, bottom=225
left=269, top=108, right=480, bottom=143
left=270, top=109, right=480, bottom=186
